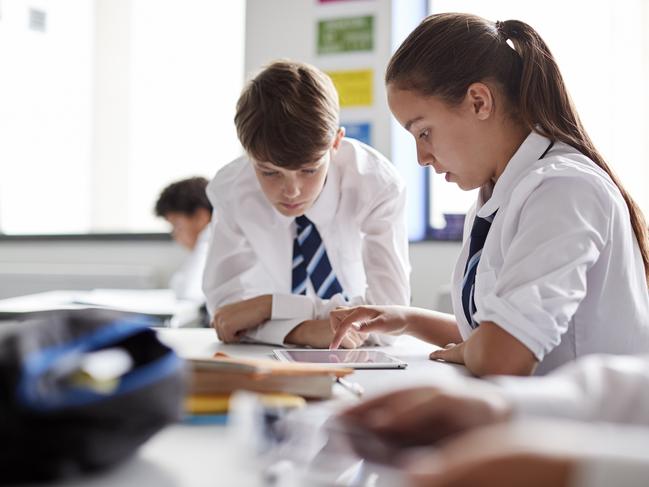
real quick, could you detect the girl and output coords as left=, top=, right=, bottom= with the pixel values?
left=330, top=13, right=649, bottom=376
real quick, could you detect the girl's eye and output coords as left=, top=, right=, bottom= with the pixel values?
left=301, top=169, right=317, bottom=175
left=262, top=171, right=279, bottom=177
left=418, top=129, right=430, bottom=140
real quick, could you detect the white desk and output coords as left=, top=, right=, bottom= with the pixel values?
left=0, top=290, right=201, bottom=327
left=22, top=329, right=468, bottom=487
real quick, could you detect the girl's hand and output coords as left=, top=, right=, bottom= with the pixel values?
left=329, top=305, right=412, bottom=350
left=429, top=342, right=466, bottom=365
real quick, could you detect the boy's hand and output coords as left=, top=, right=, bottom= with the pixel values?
left=212, top=295, right=272, bottom=343
left=285, top=319, right=367, bottom=349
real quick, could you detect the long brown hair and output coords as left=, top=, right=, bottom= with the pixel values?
left=386, top=13, right=649, bottom=281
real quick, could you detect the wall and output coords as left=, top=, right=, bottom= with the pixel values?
left=0, top=0, right=462, bottom=311
left=0, top=238, right=460, bottom=311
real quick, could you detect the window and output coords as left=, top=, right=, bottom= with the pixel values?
left=406, top=0, right=649, bottom=240
left=0, top=0, right=245, bottom=235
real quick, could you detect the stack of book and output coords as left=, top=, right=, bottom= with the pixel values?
left=188, top=353, right=352, bottom=399
left=183, top=353, right=353, bottom=423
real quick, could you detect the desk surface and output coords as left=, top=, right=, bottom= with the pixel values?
left=0, top=290, right=201, bottom=327
left=23, top=328, right=467, bottom=487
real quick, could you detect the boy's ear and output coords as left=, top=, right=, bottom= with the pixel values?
left=332, top=127, right=345, bottom=151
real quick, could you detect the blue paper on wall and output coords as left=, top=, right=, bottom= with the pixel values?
left=343, top=122, right=372, bottom=146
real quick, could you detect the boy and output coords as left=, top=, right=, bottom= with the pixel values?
left=203, top=60, right=410, bottom=347
left=155, top=176, right=212, bottom=303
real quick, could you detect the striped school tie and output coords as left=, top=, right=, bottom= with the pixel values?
left=461, top=212, right=496, bottom=328
left=291, top=215, right=344, bottom=299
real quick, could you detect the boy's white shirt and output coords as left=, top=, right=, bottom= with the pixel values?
left=203, top=138, right=411, bottom=346
left=169, top=225, right=210, bottom=303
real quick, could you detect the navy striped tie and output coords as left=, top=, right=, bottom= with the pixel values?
left=461, top=140, right=554, bottom=328
left=292, top=215, right=344, bottom=299
left=461, top=212, right=496, bottom=328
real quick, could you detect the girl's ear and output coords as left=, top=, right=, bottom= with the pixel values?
left=332, top=127, right=345, bottom=151
left=466, top=82, right=495, bottom=121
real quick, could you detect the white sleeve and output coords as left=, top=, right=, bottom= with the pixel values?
left=201, top=201, right=267, bottom=315
left=473, top=176, right=609, bottom=360
left=317, top=180, right=410, bottom=346
left=492, top=354, right=649, bottom=425
left=241, top=318, right=304, bottom=346
left=202, top=209, right=304, bottom=345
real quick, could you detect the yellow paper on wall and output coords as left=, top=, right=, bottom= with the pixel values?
left=327, top=69, right=373, bottom=107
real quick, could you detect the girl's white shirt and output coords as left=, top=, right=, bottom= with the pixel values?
left=451, top=131, right=649, bottom=374
left=203, top=138, right=411, bottom=346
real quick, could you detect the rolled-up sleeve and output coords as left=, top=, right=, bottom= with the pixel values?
left=473, top=176, right=610, bottom=360
left=202, top=199, right=267, bottom=316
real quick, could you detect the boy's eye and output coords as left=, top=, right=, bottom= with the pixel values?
left=262, top=170, right=279, bottom=177
left=418, top=129, right=430, bottom=140
left=301, top=169, right=318, bottom=175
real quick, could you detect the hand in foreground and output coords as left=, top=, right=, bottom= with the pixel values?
left=329, top=305, right=411, bottom=350
left=406, top=423, right=574, bottom=487
left=285, top=319, right=367, bottom=349
left=339, top=385, right=511, bottom=450
left=211, top=295, right=272, bottom=343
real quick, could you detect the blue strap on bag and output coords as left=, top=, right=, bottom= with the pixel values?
left=0, top=309, right=185, bottom=483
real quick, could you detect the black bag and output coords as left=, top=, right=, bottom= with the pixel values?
left=0, top=309, right=185, bottom=484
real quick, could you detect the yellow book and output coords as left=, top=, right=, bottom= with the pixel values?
left=185, top=392, right=307, bottom=414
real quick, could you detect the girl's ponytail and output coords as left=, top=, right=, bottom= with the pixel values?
left=387, top=13, right=649, bottom=282
left=501, top=19, right=649, bottom=281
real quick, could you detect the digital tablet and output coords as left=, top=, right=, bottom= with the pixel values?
left=273, top=349, right=407, bottom=369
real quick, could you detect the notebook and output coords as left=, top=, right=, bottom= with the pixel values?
left=186, top=353, right=353, bottom=399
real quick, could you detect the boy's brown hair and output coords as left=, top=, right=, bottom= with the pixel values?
left=234, top=60, right=340, bottom=169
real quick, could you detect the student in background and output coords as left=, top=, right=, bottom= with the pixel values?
left=340, top=353, right=649, bottom=487
left=155, top=176, right=212, bottom=303
left=330, top=13, right=649, bottom=375
left=203, top=60, right=410, bottom=348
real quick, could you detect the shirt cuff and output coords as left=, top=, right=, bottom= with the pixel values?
left=242, top=318, right=303, bottom=346
left=272, top=294, right=315, bottom=320
left=490, top=375, right=587, bottom=421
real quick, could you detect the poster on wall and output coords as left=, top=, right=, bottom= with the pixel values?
left=327, top=69, right=373, bottom=107
left=343, top=122, right=372, bottom=146
left=317, top=16, right=374, bottom=54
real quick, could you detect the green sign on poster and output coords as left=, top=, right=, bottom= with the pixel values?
left=318, top=16, right=374, bottom=54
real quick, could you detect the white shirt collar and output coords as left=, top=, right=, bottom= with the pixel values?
left=477, top=131, right=552, bottom=218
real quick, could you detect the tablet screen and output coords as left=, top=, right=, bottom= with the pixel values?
left=275, top=349, right=406, bottom=368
